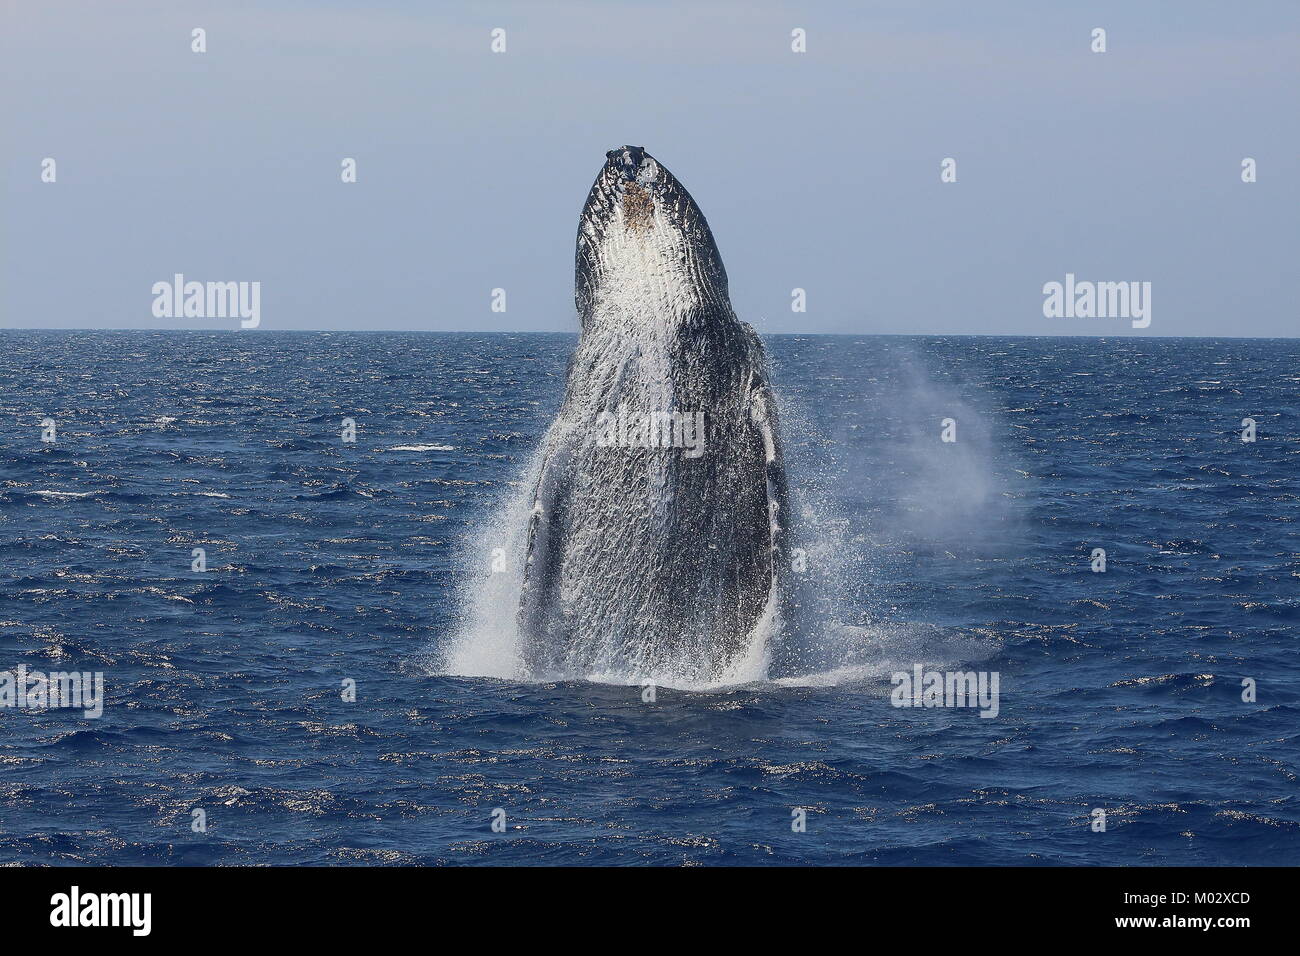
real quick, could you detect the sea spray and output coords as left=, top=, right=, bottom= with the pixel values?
left=439, top=451, right=543, bottom=680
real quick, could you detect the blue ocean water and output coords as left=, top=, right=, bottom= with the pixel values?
left=0, top=330, right=1296, bottom=866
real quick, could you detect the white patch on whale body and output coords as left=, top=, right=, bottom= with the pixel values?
left=587, top=197, right=707, bottom=333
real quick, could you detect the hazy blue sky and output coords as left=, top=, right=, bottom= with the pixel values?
left=3, top=1, right=1296, bottom=335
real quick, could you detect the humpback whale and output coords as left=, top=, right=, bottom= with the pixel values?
left=517, top=146, right=790, bottom=683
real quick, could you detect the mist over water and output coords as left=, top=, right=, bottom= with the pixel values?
left=760, top=342, right=1009, bottom=684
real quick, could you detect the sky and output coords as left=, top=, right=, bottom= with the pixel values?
left=2, top=0, right=1297, bottom=336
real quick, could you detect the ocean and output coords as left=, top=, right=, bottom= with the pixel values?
left=1, top=330, right=1296, bottom=865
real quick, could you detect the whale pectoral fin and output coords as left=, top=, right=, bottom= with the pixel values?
left=517, top=427, right=576, bottom=648
left=748, top=384, right=790, bottom=569
left=745, top=383, right=795, bottom=671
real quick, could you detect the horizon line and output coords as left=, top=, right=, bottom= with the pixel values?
left=1, top=327, right=1297, bottom=341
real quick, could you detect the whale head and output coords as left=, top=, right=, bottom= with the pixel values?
left=575, top=146, right=731, bottom=327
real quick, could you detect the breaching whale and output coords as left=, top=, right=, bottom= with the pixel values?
left=517, top=146, right=790, bottom=683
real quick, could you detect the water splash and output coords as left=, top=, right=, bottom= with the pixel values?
left=438, top=454, right=539, bottom=681
left=438, top=339, right=1011, bottom=691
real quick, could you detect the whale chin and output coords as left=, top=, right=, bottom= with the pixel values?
left=576, top=146, right=731, bottom=325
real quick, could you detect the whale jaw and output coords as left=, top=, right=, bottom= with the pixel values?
left=575, top=146, right=731, bottom=328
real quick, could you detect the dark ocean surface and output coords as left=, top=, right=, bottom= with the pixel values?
left=1, top=331, right=1296, bottom=865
